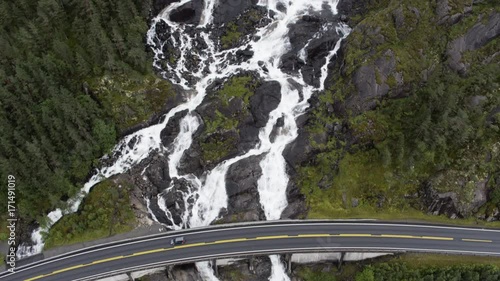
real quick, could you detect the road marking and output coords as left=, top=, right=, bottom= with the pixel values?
left=380, top=234, right=419, bottom=239
left=213, top=238, right=248, bottom=243
left=90, top=256, right=125, bottom=265
left=20, top=232, right=458, bottom=280
left=297, top=234, right=331, bottom=238
left=24, top=275, right=47, bottom=281
left=174, top=243, right=207, bottom=249
left=256, top=235, right=289, bottom=240
left=338, top=234, right=372, bottom=237
left=52, top=264, right=86, bottom=274
left=421, top=236, right=453, bottom=241
left=462, top=238, right=492, bottom=243
left=130, top=248, right=168, bottom=256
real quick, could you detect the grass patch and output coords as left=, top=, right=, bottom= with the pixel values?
left=43, top=179, right=136, bottom=249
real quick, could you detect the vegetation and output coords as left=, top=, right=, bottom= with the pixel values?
left=355, top=263, right=500, bottom=281
left=43, top=179, right=135, bottom=249
left=221, top=22, right=242, bottom=49
left=0, top=0, right=171, bottom=239
left=296, top=254, right=500, bottom=281
left=300, top=0, right=500, bottom=222
left=199, top=75, right=257, bottom=163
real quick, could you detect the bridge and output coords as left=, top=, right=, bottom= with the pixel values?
left=1, top=220, right=499, bottom=281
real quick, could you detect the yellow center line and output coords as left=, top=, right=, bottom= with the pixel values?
left=338, top=234, right=372, bottom=237
left=380, top=234, right=419, bottom=239
left=297, top=234, right=331, bottom=238
left=421, top=236, right=454, bottom=241
left=462, top=238, right=492, bottom=243
left=173, top=242, right=207, bottom=249
left=130, top=248, right=168, bottom=256
left=256, top=235, right=290, bottom=240
left=213, top=238, right=248, bottom=243
left=90, top=256, right=125, bottom=265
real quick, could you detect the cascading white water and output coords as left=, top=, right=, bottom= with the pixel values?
left=18, top=2, right=350, bottom=281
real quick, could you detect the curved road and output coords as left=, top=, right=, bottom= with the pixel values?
left=1, top=221, right=499, bottom=281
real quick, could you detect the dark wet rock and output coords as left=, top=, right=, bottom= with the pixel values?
left=250, top=81, right=282, bottom=127
left=269, top=114, right=285, bottom=143
left=219, top=155, right=266, bottom=223
left=170, top=264, right=202, bottom=281
left=169, top=0, right=204, bottom=24
left=160, top=109, right=188, bottom=148
left=144, top=157, right=171, bottom=196
left=275, top=2, right=286, bottom=13
left=236, top=46, right=255, bottom=62
left=212, top=0, right=257, bottom=24
left=276, top=115, right=285, bottom=127
left=280, top=53, right=305, bottom=73
left=283, top=127, right=313, bottom=170
left=219, top=256, right=272, bottom=281
left=159, top=178, right=196, bottom=226
left=281, top=180, right=307, bottom=219
left=152, top=0, right=180, bottom=16
left=447, top=13, right=500, bottom=74
left=238, top=124, right=261, bottom=152
left=301, top=26, right=342, bottom=87
left=177, top=142, right=205, bottom=177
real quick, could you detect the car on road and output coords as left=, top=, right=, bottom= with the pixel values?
left=171, top=237, right=186, bottom=245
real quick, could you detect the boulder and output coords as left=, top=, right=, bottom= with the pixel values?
left=249, top=81, right=282, bottom=127
left=160, top=109, right=188, bottom=148
left=212, top=0, right=257, bottom=24
left=222, top=155, right=266, bottom=222
left=152, top=0, right=181, bottom=16
left=447, top=13, right=500, bottom=74
left=169, top=0, right=204, bottom=24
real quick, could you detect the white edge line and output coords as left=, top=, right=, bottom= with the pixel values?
left=6, top=221, right=500, bottom=275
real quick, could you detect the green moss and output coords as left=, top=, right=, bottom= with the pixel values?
left=221, top=22, right=242, bottom=49
left=205, top=110, right=239, bottom=134
left=200, top=133, right=238, bottom=163
left=218, top=75, right=256, bottom=106
left=386, top=74, right=397, bottom=88
left=91, top=74, right=175, bottom=133
left=43, top=179, right=136, bottom=249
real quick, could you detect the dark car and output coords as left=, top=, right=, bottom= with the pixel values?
left=170, top=237, right=185, bottom=245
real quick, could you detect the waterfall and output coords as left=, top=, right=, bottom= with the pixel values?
left=18, top=1, right=351, bottom=281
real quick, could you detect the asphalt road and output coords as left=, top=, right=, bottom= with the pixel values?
left=1, top=221, right=499, bottom=281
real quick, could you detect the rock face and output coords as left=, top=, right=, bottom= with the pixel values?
left=281, top=14, right=343, bottom=87
left=220, top=155, right=266, bottom=223
left=160, top=109, right=188, bottom=147
left=447, top=13, right=500, bottom=74
left=169, top=0, right=204, bottom=24
left=250, top=81, right=282, bottom=127
left=347, top=49, right=400, bottom=112
left=152, top=0, right=180, bottom=16
left=212, top=0, right=257, bottom=24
